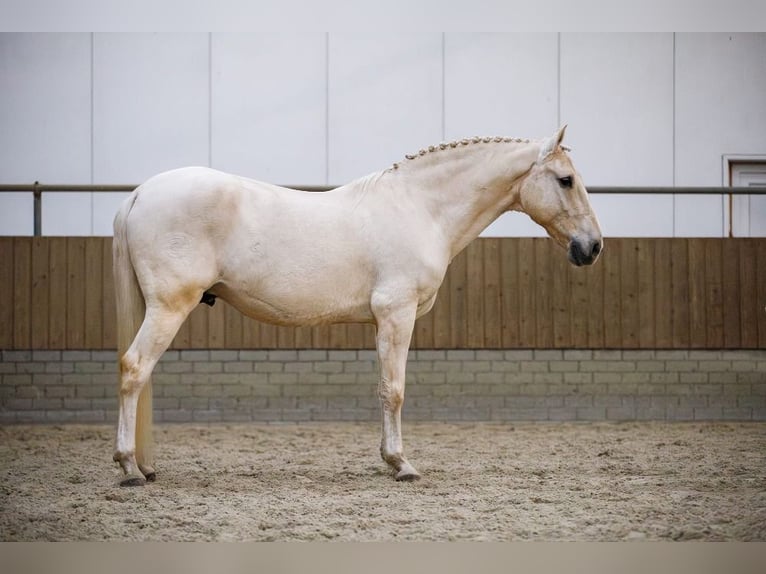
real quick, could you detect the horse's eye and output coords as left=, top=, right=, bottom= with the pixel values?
left=558, top=176, right=573, bottom=188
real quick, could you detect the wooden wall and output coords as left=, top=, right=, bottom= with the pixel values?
left=1, top=237, right=764, bottom=350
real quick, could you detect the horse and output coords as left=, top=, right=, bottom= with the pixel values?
left=112, top=125, right=603, bottom=486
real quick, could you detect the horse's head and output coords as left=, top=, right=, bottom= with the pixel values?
left=516, top=126, right=603, bottom=266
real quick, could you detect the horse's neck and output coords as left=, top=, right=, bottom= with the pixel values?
left=392, top=141, right=540, bottom=258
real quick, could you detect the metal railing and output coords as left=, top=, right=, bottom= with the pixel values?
left=0, top=183, right=763, bottom=237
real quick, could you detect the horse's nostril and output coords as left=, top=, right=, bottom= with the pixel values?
left=591, top=241, right=602, bottom=257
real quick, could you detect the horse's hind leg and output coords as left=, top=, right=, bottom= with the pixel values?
left=113, top=303, right=192, bottom=486
left=373, top=297, right=420, bottom=481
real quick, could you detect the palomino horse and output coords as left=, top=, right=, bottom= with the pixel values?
left=113, top=126, right=603, bottom=486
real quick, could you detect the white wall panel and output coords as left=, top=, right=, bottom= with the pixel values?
left=674, top=195, right=725, bottom=237
left=445, top=33, right=558, bottom=141
left=92, top=192, right=131, bottom=236
left=560, top=33, right=674, bottom=187
left=481, top=212, right=546, bottom=237
left=41, top=192, right=91, bottom=235
left=751, top=197, right=766, bottom=236
left=675, top=33, right=766, bottom=187
left=0, top=193, right=33, bottom=235
left=328, top=34, right=443, bottom=183
left=211, top=34, right=326, bottom=184
left=0, top=33, right=91, bottom=183
left=591, top=195, right=674, bottom=237
left=93, top=33, right=209, bottom=183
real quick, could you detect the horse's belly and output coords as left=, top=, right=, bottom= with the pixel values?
left=212, top=283, right=374, bottom=327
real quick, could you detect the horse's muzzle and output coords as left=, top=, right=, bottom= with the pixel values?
left=568, top=238, right=602, bottom=266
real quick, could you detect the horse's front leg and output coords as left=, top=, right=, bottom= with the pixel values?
left=373, top=297, right=420, bottom=481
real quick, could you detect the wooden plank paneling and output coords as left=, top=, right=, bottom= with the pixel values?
left=66, top=238, right=86, bottom=348
left=671, top=239, right=690, bottom=348
left=327, top=324, right=347, bottom=349
left=483, top=238, right=501, bottom=348
left=653, top=239, right=673, bottom=348
left=534, top=239, right=553, bottom=348
left=739, top=239, right=758, bottom=348
left=207, top=302, right=226, bottom=349
left=0, top=238, right=14, bottom=348
left=551, top=244, right=571, bottom=348
left=620, top=240, right=639, bottom=348
left=83, top=238, right=103, bottom=348
left=240, top=316, right=259, bottom=348
left=277, top=324, right=296, bottom=349
left=345, top=324, right=365, bottom=351
left=721, top=239, right=741, bottom=348
left=3, top=237, right=765, bottom=351
left=569, top=264, right=590, bottom=349
left=31, top=237, right=50, bottom=348
left=189, top=305, right=208, bottom=349
left=449, top=250, right=468, bottom=348
left=688, top=239, right=707, bottom=348
left=757, top=240, right=766, bottom=349
left=499, top=238, right=519, bottom=348
left=362, top=320, right=377, bottom=350
left=704, top=239, right=724, bottom=348
left=294, top=325, right=315, bottom=349
left=466, top=240, right=485, bottom=347
left=637, top=239, right=655, bottom=348
left=102, top=239, right=116, bottom=349
left=431, top=263, right=451, bottom=348
left=47, top=238, right=68, bottom=348
left=603, top=239, right=622, bottom=348
left=412, top=307, right=434, bottom=349
left=172, top=314, right=191, bottom=349
left=517, top=239, right=536, bottom=348
left=223, top=300, right=243, bottom=348
left=13, top=238, right=32, bottom=348
left=586, top=245, right=605, bottom=348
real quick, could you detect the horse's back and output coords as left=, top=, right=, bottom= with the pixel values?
left=122, top=167, right=378, bottom=322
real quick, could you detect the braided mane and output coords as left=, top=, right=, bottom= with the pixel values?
left=392, top=135, right=570, bottom=170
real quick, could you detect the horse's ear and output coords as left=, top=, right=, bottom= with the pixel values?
left=538, top=125, right=567, bottom=162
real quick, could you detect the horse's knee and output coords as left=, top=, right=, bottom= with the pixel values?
left=378, top=379, right=404, bottom=410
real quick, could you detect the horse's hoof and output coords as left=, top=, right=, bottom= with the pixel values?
left=119, top=474, right=146, bottom=487
left=139, top=464, right=157, bottom=482
left=395, top=469, right=422, bottom=482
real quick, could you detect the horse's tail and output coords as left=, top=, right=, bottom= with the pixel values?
left=113, top=193, right=153, bottom=468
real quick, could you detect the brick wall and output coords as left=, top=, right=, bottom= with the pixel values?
left=1, top=349, right=764, bottom=424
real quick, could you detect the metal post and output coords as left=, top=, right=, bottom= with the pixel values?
left=33, top=181, right=41, bottom=237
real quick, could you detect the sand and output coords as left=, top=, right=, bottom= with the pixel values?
left=1, top=421, right=764, bottom=541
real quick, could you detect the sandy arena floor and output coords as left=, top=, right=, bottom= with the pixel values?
left=1, top=422, right=764, bottom=541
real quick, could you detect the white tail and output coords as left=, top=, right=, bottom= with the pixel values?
left=113, top=196, right=153, bottom=468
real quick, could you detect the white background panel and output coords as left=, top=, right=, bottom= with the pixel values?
left=41, top=192, right=91, bottom=235
left=328, top=33, right=443, bottom=183
left=675, top=33, right=766, bottom=186
left=590, top=195, right=674, bottom=237
left=0, top=33, right=91, bottom=183
left=211, top=33, right=327, bottom=184
left=444, top=33, right=558, bottom=140
left=481, top=212, right=546, bottom=237
left=674, top=195, right=725, bottom=237
left=0, top=193, right=34, bottom=236
left=1, top=33, right=765, bottom=237
left=560, top=33, right=674, bottom=187
left=93, top=33, right=210, bottom=183
left=751, top=197, right=766, bottom=236
left=92, top=192, right=131, bottom=236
